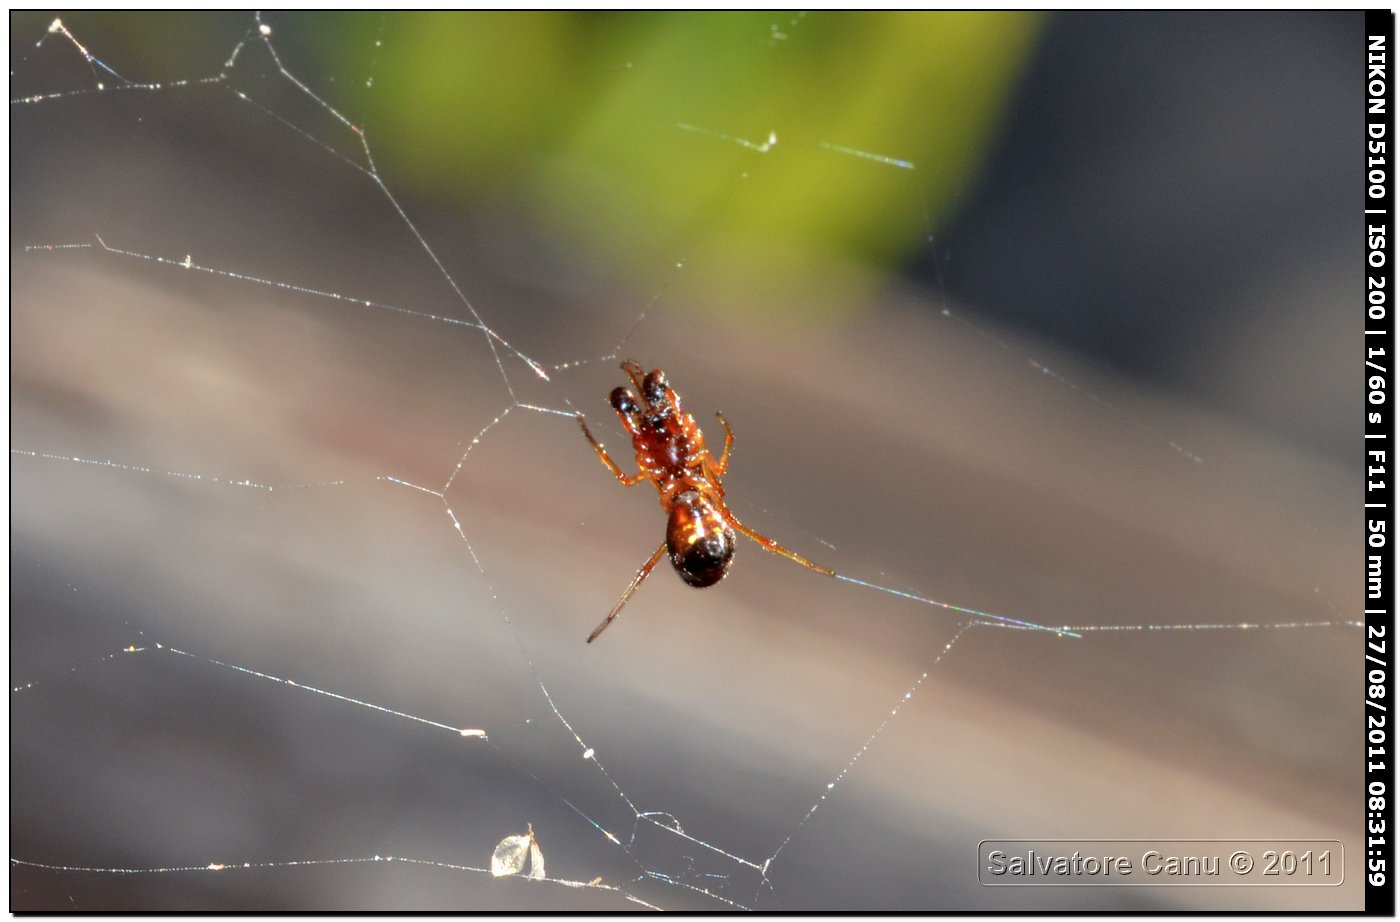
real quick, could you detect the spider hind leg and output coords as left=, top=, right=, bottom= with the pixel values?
left=587, top=541, right=668, bottom=643
left=724, top=511, right=835, bottom=577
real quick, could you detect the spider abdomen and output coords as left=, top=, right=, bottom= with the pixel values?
left=666, top=491, right=735, bottom=588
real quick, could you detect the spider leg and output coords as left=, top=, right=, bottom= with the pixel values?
left=711, top=411, right=734, bottom=476
left=588, top=541, right=667, bottom=643
left=578, top=416, right=647, bottom=486
left=723, top=509, right=835, bottom=577
left=620, top=359, right=647, bottom=395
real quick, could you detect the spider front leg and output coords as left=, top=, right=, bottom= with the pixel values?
left=723, top=509, right=835, bottom=577
left=577, top=416, right=647, bottom=486
left=620, top=359, right=648, bottom=396
left=588, top=541, right=667, bottom=642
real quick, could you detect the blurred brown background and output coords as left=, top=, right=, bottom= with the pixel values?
left=11, top=11, right=1360, bottom=910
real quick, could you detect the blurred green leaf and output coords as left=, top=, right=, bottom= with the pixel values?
left=353, top=12, right=1043, bottom=319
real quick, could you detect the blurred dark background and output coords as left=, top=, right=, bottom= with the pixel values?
left=931, top=10, right=1357, bottom=461
left=11, top=11, right=1361, bottom=911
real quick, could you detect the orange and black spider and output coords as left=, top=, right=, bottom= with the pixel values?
left=577, top=359, right=834, bottom=643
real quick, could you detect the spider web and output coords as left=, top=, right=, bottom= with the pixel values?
left=10, top=12, right=1363, bottom=911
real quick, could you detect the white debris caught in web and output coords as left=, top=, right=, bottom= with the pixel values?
left=490, top=823, right=544, bottom=880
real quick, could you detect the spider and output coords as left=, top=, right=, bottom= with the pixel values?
left=577, top=359, right=834, bottom=643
